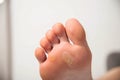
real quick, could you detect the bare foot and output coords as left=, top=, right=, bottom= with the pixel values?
left=98, top=67, right=120, bottom=80
left=35, top=18, right=92, bottom=80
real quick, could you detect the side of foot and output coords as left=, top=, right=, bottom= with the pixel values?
left=35, top=18, right=92, bottom=80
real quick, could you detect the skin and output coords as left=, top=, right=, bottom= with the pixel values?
left=98, top=67, right=120, bottom=80
left=35, top=18, right=92, bottom=80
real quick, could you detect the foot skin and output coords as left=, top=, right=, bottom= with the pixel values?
left=35, top=18, right=92, bottom=80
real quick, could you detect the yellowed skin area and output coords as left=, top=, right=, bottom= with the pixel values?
left=62, top=52, right=73, bottom=66
left=49, top=55, right=56, bottom=62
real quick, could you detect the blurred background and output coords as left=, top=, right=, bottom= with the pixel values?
left=0, top=0, right=120, bottom=80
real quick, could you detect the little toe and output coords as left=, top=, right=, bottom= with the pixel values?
left=40, top=36, right=52, bottom=53
left=65, top=18, right=86, bottom=45
left=35, top=47, right=46, bottom=63
left=46, top=29, right=60, bottom=45
left=52, top=23, right=69, bottom=42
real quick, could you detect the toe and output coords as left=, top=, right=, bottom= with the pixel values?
left=65, top=18, right=86, bottom=45
left=46, top=29, right=60, bottom=45
left=40, top=36, right=52, bottom=53
left=35, top=47, right=47, bottom=63
left=52, top=23, right=69, bottom=42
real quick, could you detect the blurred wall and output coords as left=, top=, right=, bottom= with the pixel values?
left=0, top=0, right=11, bottom=80
left=10, top=0, right=120, bottom=80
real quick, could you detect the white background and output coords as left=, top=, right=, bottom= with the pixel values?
left=1, top=0, right=120, bottom=80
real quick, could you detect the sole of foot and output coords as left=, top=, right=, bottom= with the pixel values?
left=35, top=18, right=92, bottom=80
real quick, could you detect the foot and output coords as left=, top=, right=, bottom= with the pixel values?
left=35, top=18, right=92, bottom=80
left=98, top=67, right=120, bottom=80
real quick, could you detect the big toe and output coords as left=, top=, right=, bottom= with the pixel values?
left=65, top=18, right=86, bottom=45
